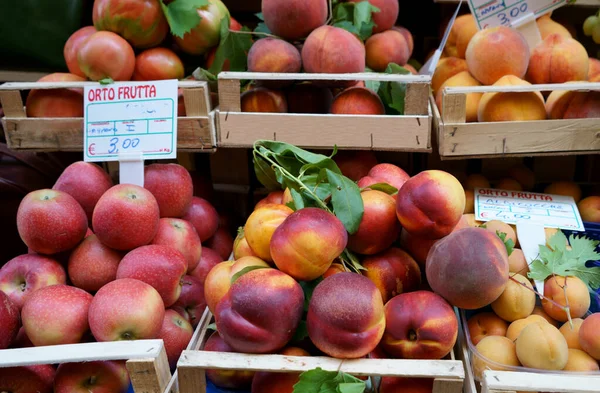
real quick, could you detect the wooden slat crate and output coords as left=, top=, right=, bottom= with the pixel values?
left=175, top=311, right=465, bottom=393
left=216, top=71, right=432, bottom=152
left=433, top=0, right=600, bottom=5
left=434, top=82, right=600, bottom=159
left=0, top=80, right=216, bottom=152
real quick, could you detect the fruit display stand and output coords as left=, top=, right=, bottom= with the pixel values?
left=216, top=71, right=432, bottom=152
left=432, top=82, right=600, bottom=159
left=0, top=80, right=217, bottom=152
left=174, top=310, right=466, bottom=393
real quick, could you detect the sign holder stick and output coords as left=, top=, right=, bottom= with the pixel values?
left=516, top=221, right=547, bottom=297
left=118, top=152, right=145, bottom=187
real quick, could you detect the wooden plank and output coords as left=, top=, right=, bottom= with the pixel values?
left=0, top=90, right=25, bottom=118
left=217, top=79, right=241, bottom=112
left=441, top=93, right=467, bottom=124
left=434, top=0, right=599, bottom=6
left=183, top=87, right=209, bottom=117
left=127, top=346, right=171, bottom=393
left=433, top=378, right=464, bottom=393
left=444, top=82, right=600, bottom=95
left=405, top=83, right=430, bottom=116
left=219, top=71, right=431, bottom=83
left=218, top=111, right=431, bottom=152
left=0, top=80, right=208, bottom=90
left=481, top=370, right=600, bottom=393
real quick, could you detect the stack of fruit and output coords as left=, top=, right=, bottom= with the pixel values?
left=0, top=161, right=232, bottom=392
left=433, top=13, right=599, bottom=123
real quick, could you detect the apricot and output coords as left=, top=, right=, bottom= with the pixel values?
left=478, top=75, right=546, bottom=123
left=251, top=347, right=310, bottom=393
left=467, top=312, right=509, bottom=345
left=286, top=83, right=333, bottom=114
left=491, top=273, right=535, bottom=322
left=241, top=88, right=287, bottom=113
left=358, top=163, right=410, bottom=192
left=464, top=174, right=490, bottom=190
left=233, top=229, right=258, bottom=260
left=349, top=0, right=398, bottom=33
left=215, top=268, right=304, bottom=353
left=464, top=190, right=474, bottom=214
left=542, top=276, right=590, bottom=322
left=544, top=182, right=582, bottom=203
left=396, top=170, right=465, bottom=239
left=26, top=73, right=86, bottom=118
left=466, top=26, right=530, bottom=85
left=506, top=315, right=548, bottom=342
left=516, top=322, right=569, bottom=370
left=362, top=248, right=421, bottom=303
left=365, top=30, right=410, bottom=72
left=307, top=272, right=385, bottom=358
left=330, top=87, right=385, bottom=115
left=527, top=34, right=589, bottom=84
left=445, top=14, right=477, bottom=59
left=432, top=57, right=469, bottom=95
left=426, top=227, right=509, bottom=309
left=348, top=190, right=400, bottom=255
left=564, top=348, right=600, bottom=372
left=382, top=290, right=458, bottom=360
left=532, top=305, right=560, bottom=327
left=247, top=38, right=302, bottom=88
left=559, top=318, right=584, bottom=350
left=302, top=26, right=365, bottom=78
left=435, top=71, right=482, bottom=123
left=509, top=165, right=534, bottom=192
left=262, top=0, right=327, bottom=41
left=579, top=313, right=600, bottom=360
left=578, top=196, right=600, bottom=223
left=380, top=377, right=434, bottom=393
left=333, top=151, right=378, bottom=182
left=204, top=331, right=254, bottom=389
left=508, top=249, right=529, bottom=274
left=495, top=178, right=524, bottom=191
left=473, top=336, right=520, bottom=379
left=537, top=14, right=572, bottom=40
left=463, top=213, right=483, bottom=228
left=482, top=220, right=517, bottom=247
left=399, top=229, right=437, bottom=268
left=244, top=204, right=293, bottom=262
left=271, top=208, right=348, bottom=281
left=392, top=26, right=414, bottom=57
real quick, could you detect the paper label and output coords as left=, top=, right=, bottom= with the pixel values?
left=467, top=0, right=569, bottom=30
left=474, top=188, right=585, bottom=231
left=83, top=80, right=178, bottom=162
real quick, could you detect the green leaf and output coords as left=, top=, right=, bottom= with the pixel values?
left=161, top=0, right=209, bottom=38
left=340, top=249, right=366, bottom=272
left=207, top=322, right=217, bottom=331
left=299, top=277, right=324, bottom=311
left=353, top=1, right=379, bottom=40
left=258, top=141, right=341, bottom=173
left=528, top=259, right=554, bottom=281
left=332, top=20, right=360, bottom=36
left=99, top=77, right=114, bottom=85
left=361, top=182, right=398, bottom=195
left=548, top=230, right=568, bottom=252
left=192, top=67, right=217, bottom=82
left=209, top=18, right=253, bottom=74
left=253, top=151, right=281, bottom=190
left=293, top=368, right=339, bottom=393
left=290, top=188, right=305, bottom=210
left=291, top=320, right=309, bottom=342
left=255, top=12, right=264, bottom=20
left=254, top=22, right=272, bottom=34
left=338, top=382, right=366, bottom=393
left=326, top=169, right=364, bottom=234
left=496, top=231, right=514, bottom=256
left=230, top=265, right=269, bottom=285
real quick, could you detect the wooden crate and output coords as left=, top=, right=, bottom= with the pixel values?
left=434, top=82, right=600, bottom=159
left=175, top=311, right=465, bottom=393
left=0, top=80, right=216, bottom=152
left=216, top=71, right=432, bottom=152
left=433, top=0, right=600, bottom=5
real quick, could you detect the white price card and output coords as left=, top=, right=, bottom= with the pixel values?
left=474, top=187, right=585, bottom=231
left=467, top=0, right=569, bottom=30
left=83, top=80, right=178, bottom=162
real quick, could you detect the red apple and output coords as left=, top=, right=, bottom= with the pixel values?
left=0, top=291, right=19, bottom=349
left=117, top=245, right=187, bottom=307
left=171, top=275, right=206, bottom=328
left=357, top=163, right=410, bottom=191
left=0, top=365, right=55, bottom=393
left=182, top=197, right=219, bottom=242
left=17, top=189, right=87, bottom=254
left=22, top=284, right=93, bottom=346
left=54, top=360, right=129, bottom=393
left=381, top=290, right=458, bottom=359
left=204, top=331, right=255, bottom=389
left=92, top=184, right=160, bottom=250
left=205, top=227, right=234, bottom=260
left=144, top=163, right=193, bottom=218
left=190, top=247, right=223, bottom=284
left=68, top=234, right=122, bottom=292
left=53, top=161, right=113, bottom=222
left=89, top=278, right=165, bottom=341
left=0, top=254, right=66, bottom=309
left=159, top=309, right=194, bottom=369
left=151, top=218, right=202, bottom=272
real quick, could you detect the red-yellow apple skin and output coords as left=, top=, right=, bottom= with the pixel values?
left=251, top=347, right=311, bottom=393
left=89, top=278, right=165, bottom=341
left=0, top=364, right=55, bottom=393
left=151, top=218, right=202, bottom=272
left=215, top=268, right=304, bottom=353
left=0, top=253, right=66, bottom=309
left=93, top=184, right=160, bottom=250
left=68, top=234, right=122, bottom=292
left=54, top=361, right=129, bottom=393
left=579, top=313, right=600, bottom=360
left=10, top=326, right=34, bottom=348
left=245, top=204, right=294, bottom=262
left=0, top=291, right=19, bottom=349
left=270, top=208, right=348, bottom=281
left=381, top=290, right=458, bottom=359
left=204, top=331, right=255, bottom=389
left=182, top=197, right=219, bottom=242
left=205, top=227, right=234, bottom=260
left=190, top=247, right=222, bottom=284
left=307, top=272, right=385, bottom=359
left=53, top=161, right=113, bottom=222
left=379, top=377, right=434, bottom=393
left=22, top=284, right=93, bottom=346
left=159, top=309, right=194, bottom=369
left=171, top=275, right=206, bottom=328
left=255, top=191, right=284, bottom=210
left=144, top=163, right=193, bottom=218
left=17, top=189, right=87, bottom=254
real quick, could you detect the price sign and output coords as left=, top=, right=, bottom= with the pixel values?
left=84, top=80, right=178, bottom=162
left=467, top=0, right=569, bottom=30
left=474, top=188, right=585, bottom=231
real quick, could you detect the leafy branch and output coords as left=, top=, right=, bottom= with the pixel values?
left=160, top=0, right=209, bottom=38
left=293, top=367, right=365, bottom=393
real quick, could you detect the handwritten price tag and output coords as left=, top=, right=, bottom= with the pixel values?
left=83, top=80, right=178, bottom=162
left=474, top=188, right=585, bottom=231
left=467, top=0, right=569, bottom=30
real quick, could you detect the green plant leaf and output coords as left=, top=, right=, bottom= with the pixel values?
left=230, top=265, right=269, bottom=285
left=496, top=231, right=514, bottom=256
left=375, top=63, right=411, bottom=115
left=253, top=151, right=281, bottom=190
left=161, top=0, right=209, bottom=38
left=326, top=169, right=364, bottom=234
left=293, top=368, right=339, bottom=393
left=259, top=141, right=341, bottom=173
left=207, top=322, right=217, bottom=331
left=330, top=1, right=379, bottom=40
left=299, top=277, right=323, bottom=311
left=254, top=22, right=272, bottom=34
left=290, top=188, right=305, bottom=210
left=339, top=382, right=366, bottom=393
left=192, top=67, right=217, bottom=82
left=255, top=12, right=264, bottom=20
left=340, top=249, right=366, bottom=272
left=361, top=182, right=398, bottom=195
left=99, top=77, right=114, bottom=85
left=333, top=21, right=360, bottom=36
left=208, top=18, right=253, bottom=74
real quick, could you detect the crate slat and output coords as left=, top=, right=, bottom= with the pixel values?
left=482, top=370, right=600, bottom=393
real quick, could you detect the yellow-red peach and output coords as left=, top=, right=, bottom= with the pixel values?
left=365, top=30, right=410, bottom=72
left=241, top=88, right=287, bottom=113
left=435, top=71, right=482, bottom=123
left=516, top=322, right=569, bottom=370
left=589, top=58, right=600, bottom=81
left=478, top=75, right=546, bottom=122
left=247, top=38, right=302, bottom=74
left=455, top=16, right=478, bottom=59
left=542, top=276, right=590, bottom=322
left=467, top=312, right=509, bottom=345
left=302, top=26, right=365, bottom=76
left=262, top=0, right=327, bottom=41
left=579, top=313, right=600, bottom=360
left=562, top=91, right=600, bottom=119
left=362, top=248, right=421, bottom=303
left=330, top=87, right=385, bottom=115
left=244, top=204, right=293, bottom=262
left=560, top=318, right=584, bottom=350
left=482, top=220, right=517, bottom=247
left=432, top=57, right=469, bottom=95
left=444, top=14, right=476, bottom=59
left=204, top=331, right=254, bottom=389
left=578, top=196, right=600, bottom=223
left=544, top=181, right=582, bottom=202
left=527, top=34, right=589, bottom=84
